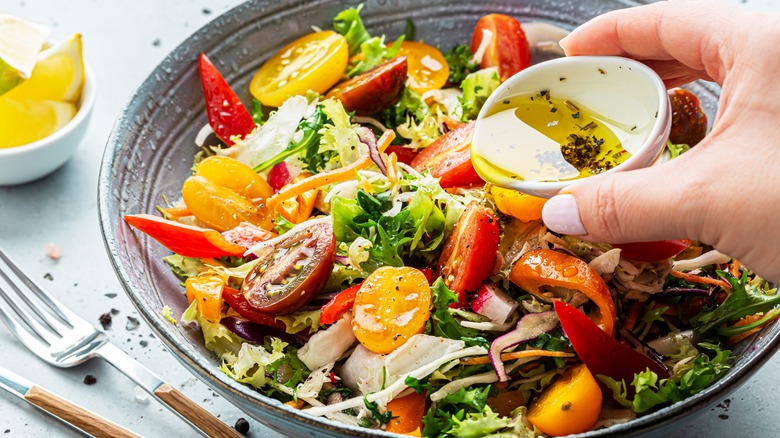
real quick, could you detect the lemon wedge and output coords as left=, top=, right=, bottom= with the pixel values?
left=0, top=14, right=50, bottom=95
left=4, top=33, right=84, bottom=103
left=0, top=98, right=76, bottom=148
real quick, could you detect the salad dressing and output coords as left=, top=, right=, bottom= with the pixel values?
left=472, top=92, right=643, bottom=183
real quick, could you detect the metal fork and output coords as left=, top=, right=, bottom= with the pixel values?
left=0, top=248, right=241, bottom=438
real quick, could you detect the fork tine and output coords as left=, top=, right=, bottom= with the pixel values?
left=0, top=283, right=58, bottom=346
left=0, top=248, right=80, bottom=332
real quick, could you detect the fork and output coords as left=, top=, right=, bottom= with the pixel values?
left=0, top=247, right=241, bottom=438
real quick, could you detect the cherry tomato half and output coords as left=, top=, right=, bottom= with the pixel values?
left=241, top=223, right=336, bottom=314
left=251, top=31, right=349, bottom=107
left=195, top=156, right=273, bottom=200
left=612, top=240, right=692, bottom=263
left=410, top=120, right=483, bottom=188
left=668, top=88, right=707, bottom=147
left=326, top=56, right=408, bottom=115
left=395, top=40, right=449, bottom=94
left=352, top=266, right=431, bottom=354
left=471, top=14, right=531, bottom=82
left=437, top=201, right=500, bottom=306
left=182, top=175, right=271, bottom=232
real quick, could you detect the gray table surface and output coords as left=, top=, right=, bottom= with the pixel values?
left=1, top=0, right=778, bottom=437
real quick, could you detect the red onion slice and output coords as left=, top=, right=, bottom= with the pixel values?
left=489, top=311, right=560, bottom=381
left=220, top=316, right=308, bottom=346
left=357, top=127, right=386, bottom=175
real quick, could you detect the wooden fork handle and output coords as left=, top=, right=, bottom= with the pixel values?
left=154, top=383, right=242, bottom=438
left=25, top=385, right=140, bottom=438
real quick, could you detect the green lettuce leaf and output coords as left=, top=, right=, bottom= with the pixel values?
left=422, top=385, right=492, bottom=437
left=449, top=406, right=510, bottom=438
left=219, top=337, right=288, bottom=389
left=275, top=307, right=321, bottom=334
left=430, top=278, right=479, bottom=340
left=266, top=344, right=310, bottom=388
left=163, top=254, right=206, bottom=281
left=333, top=4, right=371, bottom=56
left=667, top=140, right=691, bottom=159
left=346, top=35, right=404, bottom=77
left=599, top=343, right=731, bottom=413
left=459, top=67, right=500, bottom=120
left=381, top=87, right=431, bottom=130
left=693, top=271, right=780, bottom=336
left=443, top=44, right=479, bottom=85
left=181, top=300, right=244, bottom=359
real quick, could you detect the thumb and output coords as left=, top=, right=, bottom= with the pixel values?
left=541, top=157, right=706, bottom=243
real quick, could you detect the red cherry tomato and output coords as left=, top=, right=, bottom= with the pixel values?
left=385, top=145, right=419, bottom=165
left=222, top=287, right=287, bottom=330
left=437, top=201, right=500, bottom=306
left=198, top=53, right=255, bottom=146
left=612, top=240, right=691, bottom=263
left=326, top=57, right=408, bottom=115
left=470, top=14, right=531, bottom=82
left=668, top=88, right=707, bottom=147
left=410, top=121, right=483, bottom=188
left=241, top=223, right=336, bottom=314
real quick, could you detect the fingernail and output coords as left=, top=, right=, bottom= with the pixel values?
left=542, top=194, right=587, bottom=235
left=558, top=36, right=569, bottom=51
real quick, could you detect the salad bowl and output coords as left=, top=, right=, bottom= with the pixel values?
left=99, top=0, right=779, bottom=436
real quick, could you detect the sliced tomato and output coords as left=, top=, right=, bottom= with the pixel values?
left=352, top=267, right=431, bottom=354
left=241, top=223, right=336, bottom=314
left=250, top=31, right=349, bottom=107
left=198, top=53, right=255, bottom=146
left=222, top=286, right=287, bottom=330
left=669, top=88, right=707, bottom=147
left=182, top=175, right=272, bottom=232
left=437, top=201, right=500, bottom=306
left=319, top=283, right=362, bottom=325
left=612, top=240, right=691, bottom=263
left=471, top=14, right=531, bottom=82
left=410, top=120, right=483, bottom=188
left=395, top=40, right=449, bottom=94
left=326, top=56, right=407, bottom=115
left=195, top=155, right=273, bottom=200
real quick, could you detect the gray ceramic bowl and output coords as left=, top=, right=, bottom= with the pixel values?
left=99, top=0, right=779, bottom=436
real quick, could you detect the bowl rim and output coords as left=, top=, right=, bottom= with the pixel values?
left=474, top=55, right=670, bottom=196
left=97, top=1, right=780, bottom=437
left=0, top=60, right=97, bottom=156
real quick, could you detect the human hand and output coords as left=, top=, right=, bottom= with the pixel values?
left=540, top=0, right=780, bottom=281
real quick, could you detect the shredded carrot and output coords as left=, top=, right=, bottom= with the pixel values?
left=670, top=270, right=732, bottom=291
left=725, top=309, right=780, bottom=347
left=460, top=349, right=574, bottom=365
left=266, top=130, right=395, bottom=209
left=157, top=206, right=192, bottom=219
left=386, top=152, right=399, bottom=184
left=729, top=259, right=742, bottom=278
left=623, top=301, right=643, bottom=332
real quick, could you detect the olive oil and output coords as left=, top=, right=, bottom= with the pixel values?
left=472, top=92, right=633, bottom=183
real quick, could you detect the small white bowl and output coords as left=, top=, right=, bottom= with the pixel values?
left=472, top=56, right=670, bottom=198
left=0, top=62, right=96, bottom=186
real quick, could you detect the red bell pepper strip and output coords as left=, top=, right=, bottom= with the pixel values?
left=419, top=267, right=434, bottom=285
left=319, top=283, right=362, bottom=325
left=198, top=53, right=256, bottom=146
left=612, top=240, right=691, bottom=263
left=510, top=249, right=616, bottom=336
left=554, top=301, right=670, bottom=384
left=222, top=287, right=287, bottom=330
left=124, top=214, right=245, bottom=258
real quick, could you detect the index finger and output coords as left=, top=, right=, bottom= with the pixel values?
left=561, top=0, right=750, bottom=84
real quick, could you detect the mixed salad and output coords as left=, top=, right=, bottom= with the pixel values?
left=126, top=6, right=780, bottom=437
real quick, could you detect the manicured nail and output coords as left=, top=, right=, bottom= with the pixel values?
left=542, top=194, right=587, bottom=235
left=558, top=36, right=570, bottom=51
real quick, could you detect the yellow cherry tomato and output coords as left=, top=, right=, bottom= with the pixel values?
left=352, top=267, right=431, bottom=354
left=395, top=41, right=449, bottom=94
left=182, top=175, right=272, bottom=232
left=185, top=274, right=225, bottom=323
left=490, top=186, right=547, bottom=222
left=195, top=155, right=274, bottom=200
left=250, top=31, right=349, bottom=107
left=526, top=364, right=603, bottom=436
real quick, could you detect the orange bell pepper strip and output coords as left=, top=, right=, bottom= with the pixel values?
left=274, top=172, right=318, bottom=224
left=509, top=249, right=616, bottom=336
left=124, top=214, right=245, bottom=258
left=266, top=130, right=395, bottom=210
left=385, top=392, right=427, bottom=436
left=185, top=274, right=225, bottom=322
